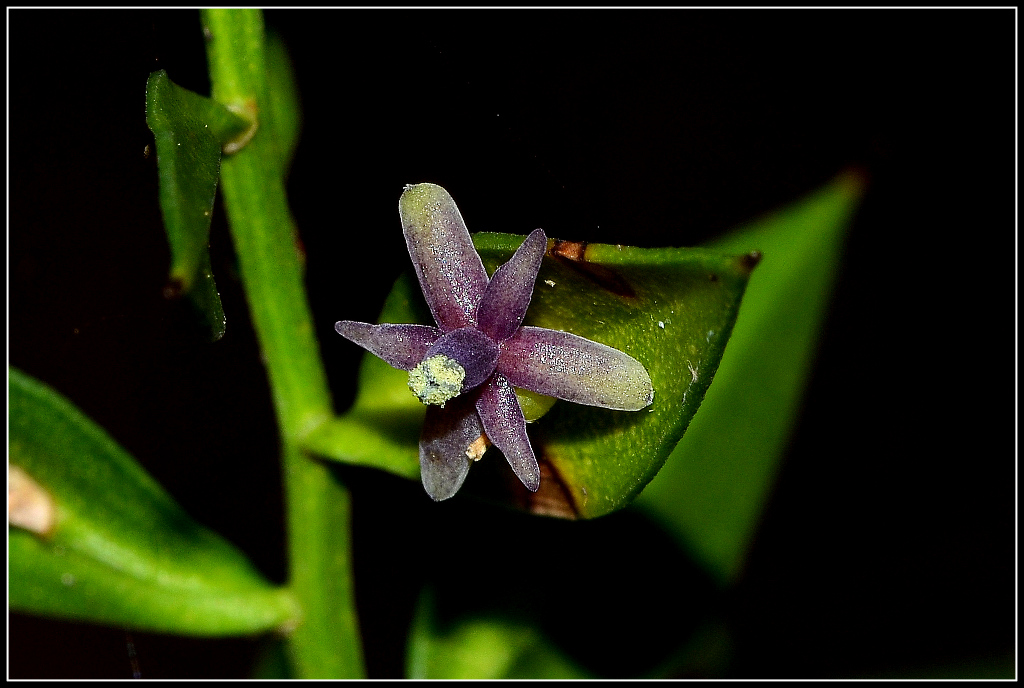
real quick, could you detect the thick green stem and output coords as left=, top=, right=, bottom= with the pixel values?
left=200, top=9, right=364, bottom=678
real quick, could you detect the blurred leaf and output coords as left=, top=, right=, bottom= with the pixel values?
left=8, top=368, right=298, bottom=635
left=145, top=70, right=249, bottom=341
left=316, top=235, right=757, bottom=519
left=401, top=506, right=722, bottom=679
left=633, top=171, right=867, bottom=583
left=647, top=618, right=735, bottom=678
left=406, top=591, right=590, bottom=679
left=265, top=31, right=301, bottom=175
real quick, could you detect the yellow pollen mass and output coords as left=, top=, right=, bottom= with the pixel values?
left=408, top=354, right=466, bottom=406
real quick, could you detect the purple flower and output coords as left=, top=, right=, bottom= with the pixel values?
left=336, top=184, right=654, bottom=501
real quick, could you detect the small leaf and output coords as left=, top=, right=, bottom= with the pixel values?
left=317, top=236, right=756, bottom=519
left=633, top=171, right=867, bottom=583
left=406, top=591, right=590, bottom=679
left=145, top=70, right=249, bottom=341
left=8, top=368, right=298, bottom=635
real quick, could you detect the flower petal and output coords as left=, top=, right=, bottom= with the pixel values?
left=334, top=321, right=440, bottom=371
left=419, top=394, right=484, bottom=501
left=399, top=183, right=489, bottom=331
left=475, top=374, right=540, bottom=492
left=499, top=326, right=654, bottom=411
left=476, top=228, right=547, bottom=342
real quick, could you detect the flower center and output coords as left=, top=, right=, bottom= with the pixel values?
left=406, top=327, right=500, bottom=406
left=408, top=354, right=466, bottom=406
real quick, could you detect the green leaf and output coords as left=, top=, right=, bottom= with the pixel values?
left=406, top=591, right=590, bottom=679
left=145, top=69, right=249, bottom=341
left=316, top=235, right=757, bottom=519
left=633, top=171, right=866, bottom=583
left=8, top=368, right=298, bottom=635
left=488, top=236, right=757, bottom=518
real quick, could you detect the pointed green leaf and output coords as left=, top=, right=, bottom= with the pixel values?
left=633, top=171, right=867, bottom=583
left=8, top=368, right=298, bottom=635
left=145, top=70, right=250, bottom=341
left=315, top=235, right=756, bottom=519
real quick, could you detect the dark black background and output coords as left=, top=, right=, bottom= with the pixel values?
left=8, top=9, right=1015, bottom=679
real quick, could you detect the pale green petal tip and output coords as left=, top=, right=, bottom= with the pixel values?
left=408, top=354, right=466, bottom=406
left=618, top=361, right=655, bottom=412
left=599, top=358, right=655, bottom=412
left=399, top=183, right=450, bottom=221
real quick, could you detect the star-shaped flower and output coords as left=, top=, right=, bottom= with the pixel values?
left=335, top=183, right=654, bottom=501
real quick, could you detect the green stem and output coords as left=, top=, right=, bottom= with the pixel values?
left=200, top=9, right=365, bottom=678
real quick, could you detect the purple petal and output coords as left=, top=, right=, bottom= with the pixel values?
left=419, top=393, right=484, bottom=501
left=424, top=326, right=500, bottom=390
left=335, top=321, right=440, bottom=371
left=475, top=374, right=540, bottom=492
left=476, top=228, right=547, bottom=342
left=399, top=183, right=489, bottom=332
left=498, top=326, right=654, bottom=411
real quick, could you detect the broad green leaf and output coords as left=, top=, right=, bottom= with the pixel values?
left=481, top=236, right=757, bottom=518
left=633, top=171, right=866, bottom=583
left=145, top=70, right=249, bottom=341
left=8, top=368, right=298, bottom=635
left=406, top=591, right=590, bottom=679
left=314, top=236, right=757, bottom=519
